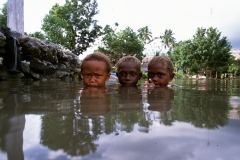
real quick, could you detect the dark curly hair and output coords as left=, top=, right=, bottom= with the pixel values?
left=81, top=51, right=112, bottom=73
left=148, top=56, right=174, bottom=74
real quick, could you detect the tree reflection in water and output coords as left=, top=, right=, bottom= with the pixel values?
left=39, top=83, right=231, bottom=157
left=172, top=89, right=229, bottom=129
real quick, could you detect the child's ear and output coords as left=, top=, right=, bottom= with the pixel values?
left=106, top=73, right=111, bottom=81
left=170, top=73, right=175, bottom=81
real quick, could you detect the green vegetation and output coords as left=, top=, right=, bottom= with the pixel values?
left=25, top=31, right=47, bottom=40
left=98, top=25, right=144, bottom=65
left=137, top=26, right=153, bottom=44
left=42, top=0, right=102, bottom=55
left=170, top=27, right=233, bottom=78
left=160, top=29, right=176, bottom=52
left=0, top=2, right=7, bottom=27
left=1, top=1, right=240, bottom=78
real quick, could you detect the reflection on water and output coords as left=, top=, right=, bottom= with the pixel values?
left=0, top=79, right=240, bottom=160
left=80, top=86, right=111, bottom=117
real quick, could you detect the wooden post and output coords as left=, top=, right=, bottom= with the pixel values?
left=7, top=0, right=24, bottom=34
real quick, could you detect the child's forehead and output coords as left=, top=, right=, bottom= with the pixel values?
left=120, top=61, right=138, bottom=65
left=83, top=59, right=105, bottom=65
left=149, top=62, right=167, bottom=68
left=82, top=60, right=107, bottom=69
left=119, top=61, right=140, bottom=68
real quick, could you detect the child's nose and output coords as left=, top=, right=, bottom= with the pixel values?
left=152, top=75, right=158, bottom=81
left=89, top=76, right=95, bottom=82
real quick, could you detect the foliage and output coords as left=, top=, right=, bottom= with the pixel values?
left=172, top=27, right=232, bottom=76
left=25, top=31, right=47, bottom=40
left=42, top=0, right=102, bottom=55
left=160, top=29, right=176, bottom=52
left=171, top=40, right=197, bottom=74
left=98, top=26, right=144, bottom=66
left=0, top=2, right=7, bottom=27
left=228, top=56, right=240, bottom=75
left=141, top=70, right=147, bottom=78
left=137, top=26, right=152, bottom=44
left=174, top=70, right=185, bottom=79
left=172, top=89, right=229, bottom=129
left=192, top=27, right=231, bottom=72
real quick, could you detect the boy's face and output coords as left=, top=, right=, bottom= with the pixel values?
left=148, top=63, right=174, bottom=87
left=116, top=61, right=142, bottom=85
left=81, top=60, right=110, bottom=87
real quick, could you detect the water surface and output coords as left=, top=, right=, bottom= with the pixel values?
left=0, top=79, right=240, bottom=160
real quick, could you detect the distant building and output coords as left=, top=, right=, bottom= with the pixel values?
left=141, top=54, right=155, bottom=72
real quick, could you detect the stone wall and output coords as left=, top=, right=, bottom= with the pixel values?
left=0, top=28, right=82, bottom=81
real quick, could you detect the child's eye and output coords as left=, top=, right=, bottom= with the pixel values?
left=95, top=74, right=101, bottom=78
left=120, top=72, right=127, bottom=77
left=148, top=73, right=154, bottom=77
left=130, top=72, right=137, bottom=77
left=84, top=74, right=91, bottom=77
left=157, top=73, right=164, bottom=78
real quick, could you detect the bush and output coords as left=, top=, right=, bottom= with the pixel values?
left=141, top=70, right=147, bottom=78
left=174, top=70, right=184, bottom=79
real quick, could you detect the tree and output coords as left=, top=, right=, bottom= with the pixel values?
left=42, top=0, right=102, bottom=55
left=25, top=31, right=47, bottom=40
left=228, top=56, right=240, bottom=75
left=99, top=26, right=144, bottom=65
left=192, top=27, right=231, bottom=76
left=172, top=27, right=232, bottom=78
left=0, top=2, right=7, bottom=27
left=160, top=29, right=176, bottom=51
left=137, top=26, right=152, bottom=44
left=171, top=40, right=198, bottom=75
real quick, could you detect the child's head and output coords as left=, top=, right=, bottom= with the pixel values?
left=116, top=56, right=142, bottom=85
left=81, top=51, right=112, bottom=87
left=147, top=56, right=174, bottom=87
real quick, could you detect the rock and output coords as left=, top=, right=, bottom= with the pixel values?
left=21, top=60, right=30, bottom=73
left=0, top=57, right=3, bottom=66
left=56, top=71, right=69, bottom=79
left=0, top=28, right=82, bottom=81
left=0, top=32, right=6, bottom=47
left=29, top=70, right=40, bottom=80
left=30, top=61, right=56, bottom=75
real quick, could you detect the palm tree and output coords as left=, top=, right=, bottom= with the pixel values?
left=137, top=26, right=152, bottom=44
left=160, top=29, right=176, bottom=50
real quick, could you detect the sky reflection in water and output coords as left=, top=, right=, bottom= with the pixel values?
left=0, top=79, right=240, bottom=160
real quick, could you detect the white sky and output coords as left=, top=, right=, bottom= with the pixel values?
left=1, top=0, right=240, bottom=58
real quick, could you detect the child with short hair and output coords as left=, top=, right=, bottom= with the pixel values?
left=116, top=56, right=142, bottom=86
left=144, top=56, right=174, bottom=87
left=80, top=51, right=112, bottom=87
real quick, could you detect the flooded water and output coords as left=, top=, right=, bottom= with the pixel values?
left=0, top=79, right=240, bottom=160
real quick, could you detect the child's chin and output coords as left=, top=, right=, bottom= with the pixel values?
left=155, top=84, right=167, bottom=87
left=122, top=83, right=136, bottom=86
left=86, top=84, right=101, bottom=87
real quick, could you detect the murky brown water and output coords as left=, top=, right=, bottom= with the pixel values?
left=0, top=79, right=240, bottom=160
